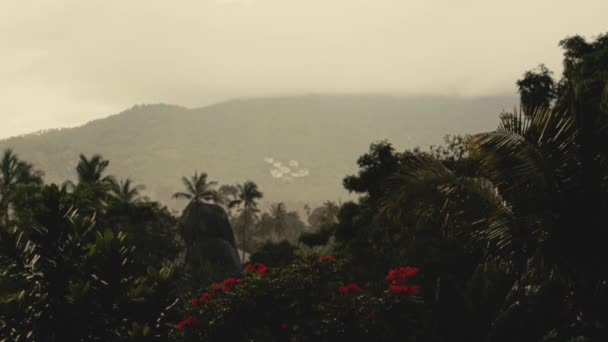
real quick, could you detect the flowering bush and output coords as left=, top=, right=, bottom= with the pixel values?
left=175, top=255, right=423, bottom=342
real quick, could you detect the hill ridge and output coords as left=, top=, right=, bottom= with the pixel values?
left=0, top=94, right=515, bottom=210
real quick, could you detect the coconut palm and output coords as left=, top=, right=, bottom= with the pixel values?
left=229, top=181, right=263, bottom=262
left=269, top=202, right=288, bottom=240
left=382, top=99, right=607, bottom=339
left=75, top=154, right=114, bottom=185
left=109, top=178, right=147, bottom=205
left=0, top=149, right=43, bottom=229
left=320, top=201, right=340, bottom=224
left=65, top=154, right=116, bottom=210
left=173, top=171, right=219, bottom=204
left=218, top=184, right=239, bottom=217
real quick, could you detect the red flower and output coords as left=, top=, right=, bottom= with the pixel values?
left=348, top=283, right=363, bottom=294
left=191, top=298, right=199, bottom=307
left=407, top=284, right=420, bottom=295
left=212, top=284, right=222, bottom=292
left=257, top=264, right=269, bottom=275
left=319, top=255, right=336, bottom=263
left=403, top=266, right=420, bottom=279
left=388, top=284, right=414, bottom=295
left=176, top=321, right=186, bottom=331
left=221, top=277, right=243, bottom=292
left=339, top=285, right=350, bottom=294
left=245, top=263, right=272, bottom=276
left=223, top=277, right=242, bottom=287
left=176, top=316, right=199, bottom=331
left=200, top=292, right=212, bottom=302
left=385, top=266, right=420, bottom=285
left=280, top=322, right=289, bottom=330
left=339, top=283, right=362, bottom=294
left=388, top=284, right=404, bottom=294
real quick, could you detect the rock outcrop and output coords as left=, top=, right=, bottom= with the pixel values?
left=179, top=201, right=241, bottom=280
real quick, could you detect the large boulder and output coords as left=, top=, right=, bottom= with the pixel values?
left=179, top=201, right=241, bottom=280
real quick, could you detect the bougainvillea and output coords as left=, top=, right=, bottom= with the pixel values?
left=385, top=266, right=420, bottom=295
left=245, top=263, right=273, bottom=276
left=175, top=255, right=423, bottom=342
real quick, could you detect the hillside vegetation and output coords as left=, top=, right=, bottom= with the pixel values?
left=0, top=95, right=512, bottom=209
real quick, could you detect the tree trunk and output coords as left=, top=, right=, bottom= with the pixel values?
left=4, top=203, right=8, bottom=230
left=242, top=205, right=248, bottom=263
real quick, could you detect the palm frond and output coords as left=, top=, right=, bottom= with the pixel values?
left=172, top=192, right=192, bottom=200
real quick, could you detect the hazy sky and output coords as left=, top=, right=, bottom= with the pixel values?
left=1, top=0, right=607, bottom=139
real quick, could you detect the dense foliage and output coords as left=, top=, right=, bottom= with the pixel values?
left=1, top=32, right=607, bottom=341
left=176, top=256, right=424, bottom=342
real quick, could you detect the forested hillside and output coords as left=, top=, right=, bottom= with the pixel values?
left=0, top=95, right=513, bottom=209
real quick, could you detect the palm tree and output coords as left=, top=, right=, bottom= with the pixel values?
left=0, top=149, right=42, bottom=229
left=218, top=184, right=239, bottom=217
left=229, top=181, right=263, bottom=262
left=76, top=154, right=114, bottom=185
left=320, top=200, right=340, bottom=225
left=1, top=150, right=20, bottom=230
left=67, top=154, right=115, bottom=210
left=173, top=171, right=219, bottom=204
left=381, top=101, right=605, bottom=339
left=109, top=178, right=146, bottom=205
left=270, top=202, right=288, bottom=240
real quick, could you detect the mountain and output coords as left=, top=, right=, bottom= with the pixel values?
left=0, top=94, right=515, bottom=210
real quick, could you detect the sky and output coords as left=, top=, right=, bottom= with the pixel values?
left=1, top=0, right=607, bottom=139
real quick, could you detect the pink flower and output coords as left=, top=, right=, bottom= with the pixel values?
left=280, top=322, right=289, bottom=330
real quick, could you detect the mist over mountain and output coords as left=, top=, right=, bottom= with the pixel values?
left=0, top=94, right=515, bottom=209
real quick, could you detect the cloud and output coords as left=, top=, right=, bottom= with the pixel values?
left=215, top=0, right=255, bottom=5
left=2, top=0, right=608, bottom=138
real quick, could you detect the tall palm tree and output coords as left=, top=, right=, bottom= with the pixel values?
left=269, top=202, right=288, bottom=240
left=0, top=149, right=43, bottom=229
left=76, top=154, right=114, bottom=185
left=67, top=154, right=115, bottom=210
left=218, top=184, right=239, bottom=217
left=381, top=101, right=606, bottom=339
left=173, top=171, right=219, bottom=204
left=109, top=178, right=146, bottom=205
left=1, top=150, right=20, bottom=230
left=229, top=181, right=263, bottom=262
